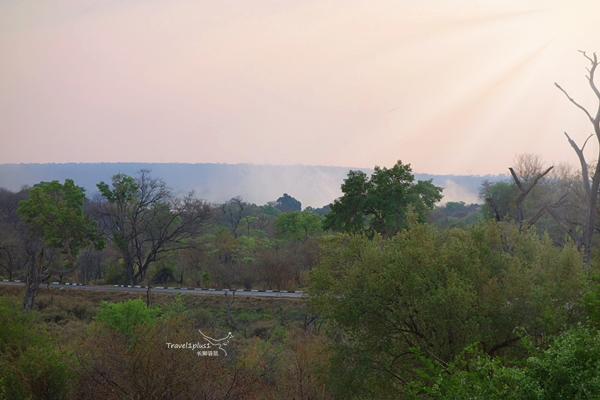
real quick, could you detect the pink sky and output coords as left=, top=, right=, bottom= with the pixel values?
left=1, top=0, right=599, bottom=175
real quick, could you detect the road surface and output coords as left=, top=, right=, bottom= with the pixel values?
left=0, top=280, right=304, bottom=299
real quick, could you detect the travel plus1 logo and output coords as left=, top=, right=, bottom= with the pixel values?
left=166, top=330, right=234, bottom=357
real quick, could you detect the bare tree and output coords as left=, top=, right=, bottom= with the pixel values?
left=513, top=153, right=547, bottom=184
left=508, top=164, right=554, bottom=230
left=482, top=155, right=581, bottom=247
left=95, top=170, right=211, bottom=285
left=555, top=51, right=600, bottom=266
left=219, top=197, right=250, bottom=238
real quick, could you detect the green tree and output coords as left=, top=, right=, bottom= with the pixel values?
left=17, top=179, right=103, bottom=310
left=323, top=161, right=442, bottom=238
left=275, top=211, right=322, bottom=243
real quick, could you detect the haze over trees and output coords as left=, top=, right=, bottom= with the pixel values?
left=3, top=51, right=600, bottom=396
left=2, top=147, right=600, bottom=397
left=0, top=163, right=503, bottom=208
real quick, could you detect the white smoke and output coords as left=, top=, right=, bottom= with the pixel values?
left=439, top=179, right=480, bottom=205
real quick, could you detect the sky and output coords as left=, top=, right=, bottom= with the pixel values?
left=1, top=0, right=600, bottom=175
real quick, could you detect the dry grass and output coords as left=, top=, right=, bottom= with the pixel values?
left=0, top=285, right=308, bottom=340
left=0, top=285, right=332, bottom=399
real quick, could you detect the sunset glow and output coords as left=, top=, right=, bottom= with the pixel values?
left=1, top=0, right=600, bottom=174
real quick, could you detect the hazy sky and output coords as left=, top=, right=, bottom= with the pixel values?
left=1, top=0, right=599, bottom=175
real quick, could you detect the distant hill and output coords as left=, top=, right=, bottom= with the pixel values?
left=0, top=163, right=507, bottom=208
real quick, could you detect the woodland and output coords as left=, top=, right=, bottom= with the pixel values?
left=1, top=52, right=600, bottom=399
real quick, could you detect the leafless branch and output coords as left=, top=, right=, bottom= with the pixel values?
left=555, top=82, right=595, bottom=123
left=527, top=208, right=546, bottom=229
left=509, top=165, right=553, bottom=229
left=564, top=132, right=592, bottom=201
left=579, top=50, right=595, bottom=64
left=509, top=168, right=524, bottom=192
left=579, top=51, right=600, bottom=102
left=543, top=202, right=582, bottom=249
left=582, top=132, right=594, bottom=151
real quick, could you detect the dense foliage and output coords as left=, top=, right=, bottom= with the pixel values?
left=323, top=160, right=443, bottom=238
left=309, top=213, right=585, bottom=398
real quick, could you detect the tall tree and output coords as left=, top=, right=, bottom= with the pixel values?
left=554, top=51, right=600, bottom=266
left=323, top=160, right=442, bottom=238
left=17, top=179, right=102, bottom=310
left=95, top=170, right=211, bottom=285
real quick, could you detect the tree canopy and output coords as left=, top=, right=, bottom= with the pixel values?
left=18, top=179, right=101, bottom=268
left=17, top=179, right=103, bottom=309
left=323, top=160, right=443, bottom=238
left=309, top=216, right=584, bottom=398
left=275, top=211, right=322, bottom=243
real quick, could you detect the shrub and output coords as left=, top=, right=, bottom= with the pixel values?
left=94, top=299, right=161, bottom=338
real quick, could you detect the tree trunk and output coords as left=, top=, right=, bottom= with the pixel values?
left=22, top=254, right=43, bottom=311
left=124, top=258, right=135, bottom=286
left=584, top=162, right=600, bottom=265
left=555, top=51, right=600, bottom=267
left=22, top=274, right=39, bottom=311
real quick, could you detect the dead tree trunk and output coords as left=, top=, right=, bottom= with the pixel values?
left=508, top=165, right=553, bottom=230
left=485, top=197, right=503, bottom=222
left=555, top=51, right=600, bottom=266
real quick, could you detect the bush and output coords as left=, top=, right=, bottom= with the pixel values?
left=78, top=318, right=261, bottom=399
left=17, top=345, right=77, bottom=400
left=94, top=299, right=161, bottom=338
left=308, top=219, right=585, bottom=398
left=0, top=297, right=77, bottom=399
left=0, top=297, right=41, bottom=354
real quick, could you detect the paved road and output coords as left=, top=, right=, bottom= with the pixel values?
left=0, top=280, right=304, bottom=299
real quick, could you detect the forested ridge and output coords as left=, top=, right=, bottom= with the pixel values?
left=2, top=52, right=600, bottom=399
